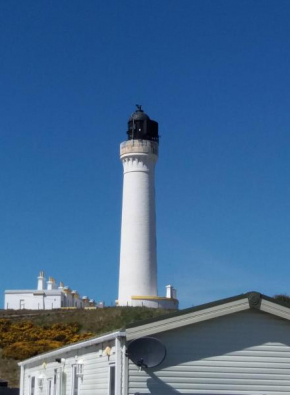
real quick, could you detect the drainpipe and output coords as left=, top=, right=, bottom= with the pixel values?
left=115, top=336, right=123, bottom=395
left=20, top=365, right=24, bottom=395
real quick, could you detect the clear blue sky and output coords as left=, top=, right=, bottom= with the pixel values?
left=1, top=0, right=290, bottom=309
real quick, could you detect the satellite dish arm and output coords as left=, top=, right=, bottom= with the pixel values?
left=137, top=358, right=148, bottom=369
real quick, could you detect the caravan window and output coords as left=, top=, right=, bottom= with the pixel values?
left=53, top=369, right=58, bottom=395
left=72, top=365, right=79, bottom=395
left=30, top=377, right=35, bottom=395
left=108, top=364, right=115, bottom=395
left=47, top=379, right=53, bottom=395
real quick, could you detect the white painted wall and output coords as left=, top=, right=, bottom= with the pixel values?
left=127, top=309, right=290, bottom=394
left=5, top=292, right=35, bottom=310
left=32, top=294, right=45, bottom=310
left=130, top=297, right=178, bottom=309
left=118, top=140, right=158, bottom=307
left=43, top=294, right=62, bottom=310
left=5, top=291, right=74, bottom=310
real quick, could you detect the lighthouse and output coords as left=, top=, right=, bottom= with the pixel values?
left=118, top=106, right=178, bottom=309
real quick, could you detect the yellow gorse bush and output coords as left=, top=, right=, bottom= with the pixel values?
left=0, top=319, right=94, bottom=360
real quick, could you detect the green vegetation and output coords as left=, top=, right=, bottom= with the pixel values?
left=0, top=306, right=172, bottom=387
left=274, top=294, right=290, bottom=305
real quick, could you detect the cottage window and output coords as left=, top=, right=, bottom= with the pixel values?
left=108, top=364, right=115, bottom=395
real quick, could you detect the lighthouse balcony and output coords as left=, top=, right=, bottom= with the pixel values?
left=120, top=140, right=158, bottom=157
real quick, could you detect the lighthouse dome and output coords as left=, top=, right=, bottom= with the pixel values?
left=128, top=106, right=150, bottom=122
left=127, top=105, right=159, bottom=143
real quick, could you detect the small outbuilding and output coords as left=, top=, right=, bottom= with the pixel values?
left=19, top=292, right=290, bottom=394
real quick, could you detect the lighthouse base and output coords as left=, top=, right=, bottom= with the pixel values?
left=117, top=295, right=178, bottom=309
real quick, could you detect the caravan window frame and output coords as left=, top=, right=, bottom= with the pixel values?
left=47, top=378, right=53, bottom=395
left=71, top=365, right=80, bottom=395
left=30, top=376, right=36, bottom=395
left=108, top=363, right=115, bottom=395
left=53, top=369, right=58, bottom=395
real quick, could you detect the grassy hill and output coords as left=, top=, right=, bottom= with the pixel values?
left=0, top=306, right=173, bottom=388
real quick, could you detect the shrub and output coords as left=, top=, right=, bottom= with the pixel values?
left=274, top=294, right=290, bottom=306
left=3, top=340, right=63, bottom=360
left=0, top=320, right=94, bottom=360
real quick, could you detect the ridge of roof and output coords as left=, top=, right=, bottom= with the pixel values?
left=125, top=291, right=290, bottom=330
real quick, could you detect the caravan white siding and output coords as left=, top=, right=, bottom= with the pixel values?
left=22, top=340, right=117, bottom=395
left=128, top=309, right=290, bottom=394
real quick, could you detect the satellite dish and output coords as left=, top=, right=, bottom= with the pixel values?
left=127, top=337, right=166, bottom=369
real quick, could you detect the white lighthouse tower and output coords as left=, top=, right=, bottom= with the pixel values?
left=118, top=106, right=178, bottom=309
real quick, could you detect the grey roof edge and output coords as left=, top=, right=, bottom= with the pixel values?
left=125, top=291, right=290, bottom=329
left=261, top=293, right=290, bottom=308
left=5, top=290, right=37, bottom=293
left=18, top=330, right=126, bottom=366
left=5, top=290, right=62, bottom=294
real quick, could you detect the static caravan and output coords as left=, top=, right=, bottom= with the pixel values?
left=19, top=292, right=290, bottom=394
left=18, top=331, right=126, bottom=395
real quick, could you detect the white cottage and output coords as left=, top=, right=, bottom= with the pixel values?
left=5, top=272, right=96, bottom=310
left=19, top=292, right=290, bottom=394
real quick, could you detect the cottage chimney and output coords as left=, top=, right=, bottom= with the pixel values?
left=37, top=271, right=45, bottom=290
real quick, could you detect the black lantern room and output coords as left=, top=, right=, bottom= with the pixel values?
left=127, top=105, right=159, bottom=143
